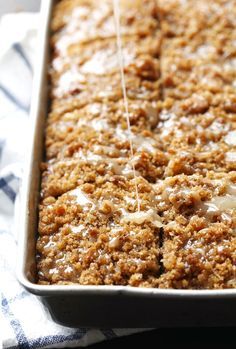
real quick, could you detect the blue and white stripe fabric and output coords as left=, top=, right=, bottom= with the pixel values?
left=0, top=13, right=146, bottom=348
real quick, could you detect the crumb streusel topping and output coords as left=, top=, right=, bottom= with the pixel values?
left=37, top=0, right=236, bottom=289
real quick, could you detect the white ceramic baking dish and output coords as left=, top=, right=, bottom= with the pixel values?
left=17, top=0, right=236, bottom=327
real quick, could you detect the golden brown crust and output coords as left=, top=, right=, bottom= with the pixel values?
left=37, top=0, right=236, bottom=288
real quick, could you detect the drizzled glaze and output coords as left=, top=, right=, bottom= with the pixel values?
left=113, top=0, right=140, bottom=211
left=38, top=0, right=236, bottom=289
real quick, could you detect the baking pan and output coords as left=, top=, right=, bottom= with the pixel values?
left=17, top=0, right=236, bottom=328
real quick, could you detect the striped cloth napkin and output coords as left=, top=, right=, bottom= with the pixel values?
left=0, top=12, right=147, bottom=348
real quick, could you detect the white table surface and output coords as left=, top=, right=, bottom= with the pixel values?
left=0, top=0, right=40, bottom=17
